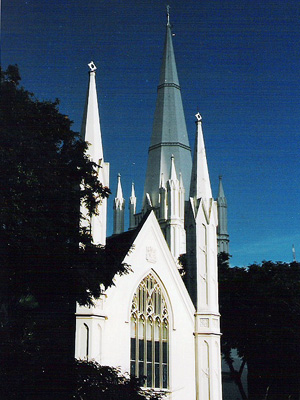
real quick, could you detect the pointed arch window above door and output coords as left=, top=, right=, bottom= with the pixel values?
left=130, top=274, right=169, bottom=389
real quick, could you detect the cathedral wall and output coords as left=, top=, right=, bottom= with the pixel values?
left=194, top=201, right=219, bottom=315
left=76, top=213, right=197, bottom=399
left=194, top=333, right=222, bottom=400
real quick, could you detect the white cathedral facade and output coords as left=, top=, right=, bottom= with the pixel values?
left=75, top=12, right=229, bottom=400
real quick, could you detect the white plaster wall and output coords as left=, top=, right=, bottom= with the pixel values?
left=76, top=212, right=196, bottom=399
left=195, top=334, right=222, bottom=400
left=195, top=201, right=219, bottom=315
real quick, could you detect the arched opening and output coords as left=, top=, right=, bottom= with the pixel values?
left=130, top=274, right=169, bottom=389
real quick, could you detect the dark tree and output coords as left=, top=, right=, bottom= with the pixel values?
left=0, top=65, right=129, bottom=399
left=218, top=252, right=248, bottom=400
left=219, top=254, right=300, bottom=400
left=74, top=361, right=164, bottom=400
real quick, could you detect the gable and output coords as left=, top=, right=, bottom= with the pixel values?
left=106, top=211, right=195, bottom=329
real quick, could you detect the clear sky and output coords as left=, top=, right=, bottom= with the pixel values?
left=3, top=0, right=300, bottom=267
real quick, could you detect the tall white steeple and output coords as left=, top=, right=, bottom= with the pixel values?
left=143, top=8, right=192, bottom=209
left=113, top=174, right=125, bottom=235
left=217, top=176, right=229, bottom=254
left=186, top=113, right=219, bottom=311
left=81, top=61, right=109, bottom=245
left=189, top=113, right=212, bottom=202
left=186, top=113, right=222, bottom=400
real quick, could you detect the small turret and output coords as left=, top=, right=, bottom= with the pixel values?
left=179, top=172, right=185, bottom=220
left=167, top=155, right=180, bottom=220
left=217, top=176, right=229, bottom=254
left=129, top=182, right=137, bottom=230
left=113, top=174, right=125, bottom=235
left=159, top=174, right=167, bottom=221
left=165, top=155, right=186, bottom=260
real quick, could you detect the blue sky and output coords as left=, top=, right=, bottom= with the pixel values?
left=2, top=0, right=300, bottom=266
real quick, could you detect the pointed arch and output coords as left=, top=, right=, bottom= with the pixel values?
left=128, top=269, right=174, bottom=329
left=130, top=273, right=169, bottom=389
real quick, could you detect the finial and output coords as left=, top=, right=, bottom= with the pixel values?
left=116, top=173, right=123, bottom=199
left=131, top=182, right=136, bottom=197
left=160, top=173, right=165, bottom=188
left=195, top=112, right=202, bottom=122
left=88, top=61, right=97, bottom=72
left=219, top=175, right=223, bottom=180
left=166, top=5, right=170, bottom=26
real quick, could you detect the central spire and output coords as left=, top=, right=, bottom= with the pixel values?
left=143, top=10, right=192, bottom=208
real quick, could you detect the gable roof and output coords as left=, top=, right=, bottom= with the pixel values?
left=105, top=210, right=195, bottom=327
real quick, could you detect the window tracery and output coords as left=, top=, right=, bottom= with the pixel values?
left=130, top=274, right=169, bottom=389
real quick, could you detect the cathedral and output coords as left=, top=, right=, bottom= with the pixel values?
left=75, top=10, right=229, bottom=400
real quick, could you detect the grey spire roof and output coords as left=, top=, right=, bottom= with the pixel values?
left=143, top=17, right=192, bottom=207
left=217, top=175, right=227, bottom=209
left=217, top=175, right=229, bottom=252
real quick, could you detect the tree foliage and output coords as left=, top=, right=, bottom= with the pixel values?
left=219, top=253, right=300, bottom=400
left=74, top=361, right=164, bottom=400
left=0, top=65, right=129, bottom=399
left=0, top=64, right=130, bottom=305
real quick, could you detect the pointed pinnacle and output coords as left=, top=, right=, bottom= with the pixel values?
left=169, top=155, right=178, bottom=181
left=160, top=173, right=165, bottom=188
left=189, top=113, right=212, bottom=200
left=218, top=175, right=225, bottom=198
left=116, top=173, right=124, bottom=199
left=130, top=182, right=136, bottom=198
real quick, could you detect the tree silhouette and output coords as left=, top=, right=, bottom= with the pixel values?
left=219, top=254, right=300, bottom=400
left=0, top=65, right=130, bottom=399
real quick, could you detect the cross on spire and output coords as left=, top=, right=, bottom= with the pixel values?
left=166, top=5, right=170, bottom=26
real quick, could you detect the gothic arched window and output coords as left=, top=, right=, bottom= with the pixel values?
left=130, top=274, right=169, bottom=389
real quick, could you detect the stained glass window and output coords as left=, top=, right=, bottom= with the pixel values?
left=130, top=274, right=169, bottom=389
